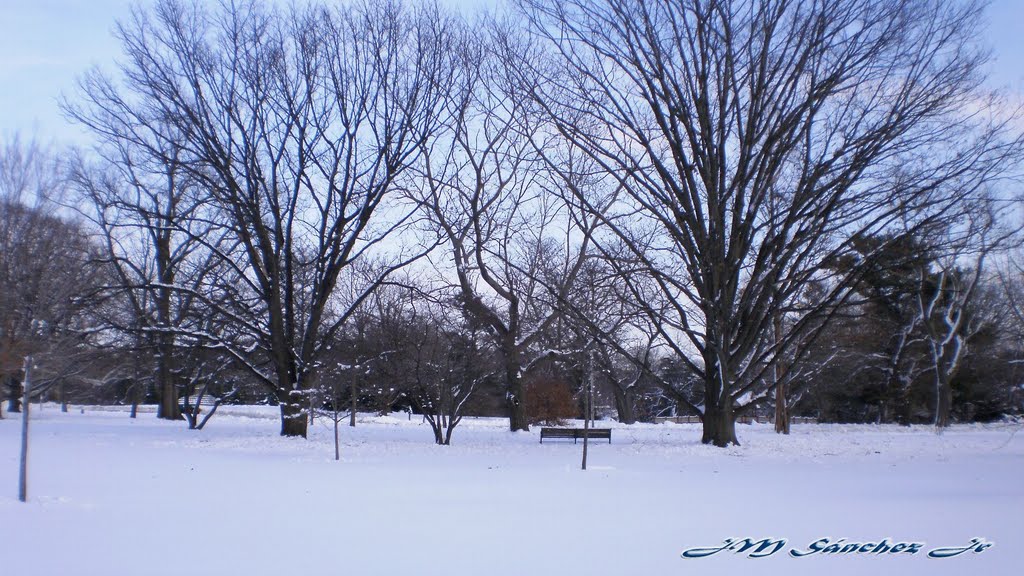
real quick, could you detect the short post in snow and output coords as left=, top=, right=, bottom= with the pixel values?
left=18, top=356, right=32, bottom=503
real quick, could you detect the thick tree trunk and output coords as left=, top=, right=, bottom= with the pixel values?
left=154, top=230, right=181, bottom=421
left=8, top=378, right=23, bottom=413
left=155, top=334, right=181, bottom=421
left=506, top=368, right=529, bottom=432
left=611, top=384, right=636, bottom=425
left=701, top=365, right=739, bottom=447
left=701, top=346, right=739, bottom=446
left=774, top=380, right=790, bottom=435
left=702, top=403, right=739, bottom=447
left=279, top=395, right=308, bottom=438
left=503, top=344, right=529, bottom=432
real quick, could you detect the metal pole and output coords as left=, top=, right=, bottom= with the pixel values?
left=19, top=356, right=32, bottom=503
left=582, top=349, right=593, bottom=471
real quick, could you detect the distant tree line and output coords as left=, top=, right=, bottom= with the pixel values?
left=1, top=0, right=1022, bottom=447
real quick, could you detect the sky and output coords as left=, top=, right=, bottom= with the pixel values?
left=1, top=0, right=1023, bottom=146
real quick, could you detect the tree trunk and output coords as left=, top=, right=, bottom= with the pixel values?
left=774, top=380, right=790, bottom=435
left=129, top=381, right=139, bottom=419
left=611, top=384, right=636, bottom=425
left=507, top=369, right=529, bottom=432
left=8, top=378, right=22, bottom=413
left=182, top=391, right=202, bottom=429
left=308, top=392, right=315, bottom=427
left=934, top=371, right=953, bottom=428
left=700, top=345, right=739, bottom=446
left=701, top=391, right=739, bottom=447
left=898, top=390, right=912, bottom=426
left=155, top=334, right=181, bottom=421
left=154, top=226, right=181, bottom=421
left=773, top=313, right=789, bottom=434
left=279, top=396, right=308, bottom=438
left=504, top=346, right=529, bottom=432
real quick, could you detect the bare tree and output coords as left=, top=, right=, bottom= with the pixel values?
left=67, top=0, right=459, bottom=436
left=314, top=266, right=415, bottom=431
left=405, top=300, right=494, bottom=445
left=999, top=249, right=1024, bottom=351
left=1, top=136, right=109, bottom=414
left=0, top=206, right=108, bottom=412
left=913, top=202, right=1013, bottom=427
left=0, top=133, right=61, bottom=206
left=517, top=0, right=1023, bottom=446
left=314, top=370, right=349, bottom=461
left=416, top=22, right=598, bottom=431
left=177, top=338, right=240, bottom=430
left=68, top=138, right=226, bottom=422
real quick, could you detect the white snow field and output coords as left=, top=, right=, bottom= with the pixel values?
left=2, top=406, right=1022, bottom=576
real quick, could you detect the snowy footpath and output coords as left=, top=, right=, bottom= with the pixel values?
left=2, top=405, right=1022, bottom=576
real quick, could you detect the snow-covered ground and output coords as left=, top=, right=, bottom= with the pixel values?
left=1, top=405, right=1021, bottom=576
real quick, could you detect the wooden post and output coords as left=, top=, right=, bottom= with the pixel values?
left=19, top=356, right=32, bottom=503
left=333, top=401, right=341, bottom=461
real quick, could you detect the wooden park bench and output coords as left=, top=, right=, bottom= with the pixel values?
left=179, top=394, right=220, bottom=415
left=539, top=427, right=612, bottom=444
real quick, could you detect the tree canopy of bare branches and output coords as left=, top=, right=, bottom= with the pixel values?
left=1, top=137, right=108, bottom=413
left=517, top=0, right=1024, bottom=445
left=415, top=22, right=600, bottom=431
left=67, top=0, right=460, bottom=436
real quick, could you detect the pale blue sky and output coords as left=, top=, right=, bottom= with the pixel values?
left=1, top=0, right=1022, bottom=145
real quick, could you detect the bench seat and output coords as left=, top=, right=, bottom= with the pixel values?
left=540, top=427, right=612, bottom=444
